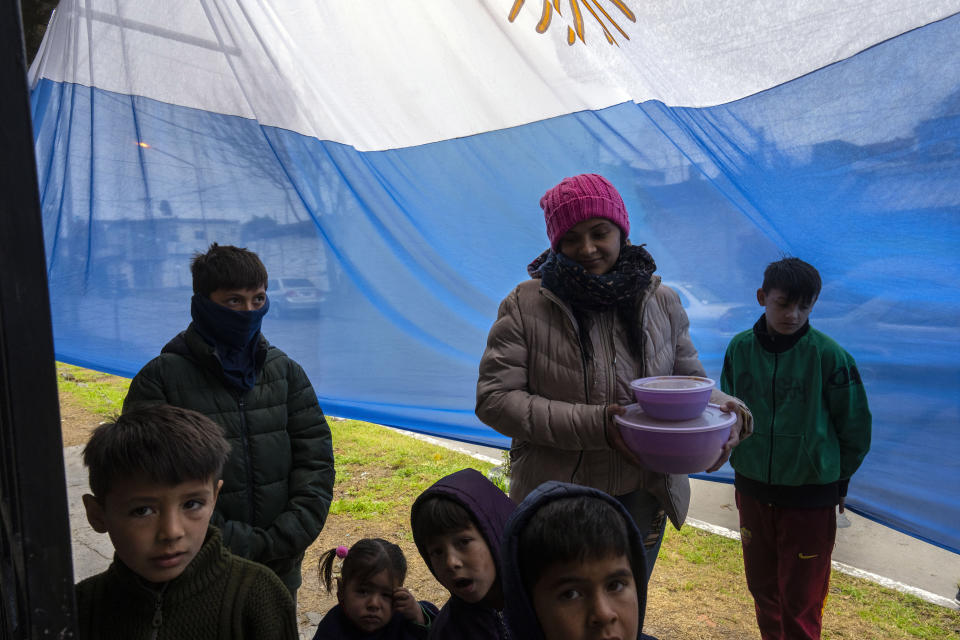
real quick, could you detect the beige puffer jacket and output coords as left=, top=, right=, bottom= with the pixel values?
left=476, top=276, right=751, bottom=529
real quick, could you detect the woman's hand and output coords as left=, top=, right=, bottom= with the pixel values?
left=604, top=404, right=646, bottom=467
left=393, top=587, right=425, bottom=624
left=705, top=400, right=743, bottom=473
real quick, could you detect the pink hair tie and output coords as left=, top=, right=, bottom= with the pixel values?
left=336, top=545, right=349, bottom=559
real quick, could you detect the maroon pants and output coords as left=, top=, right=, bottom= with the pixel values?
left=736, top=490, right=836, bottom=640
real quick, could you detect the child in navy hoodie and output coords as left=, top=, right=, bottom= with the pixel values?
left=410, top=469, right=515, bottom=640
left=500, top=481, right=649, bottom=640
left=311, top=538, right=437, bottom=639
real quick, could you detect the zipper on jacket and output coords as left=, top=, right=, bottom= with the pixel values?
left=767, top=354, right=779, bottom=483
left=149, top=596, right=162, bottom=640
left=605, top=314, right=620, bottom=488
left=639, top=303, right=647, bottom=375
left=570, top=340, right=589, bottom=483
left=542, top=289, right=590, bottom=482
left=540, top=289, right=590, bottom=400
left=497, top=609, right=510, bottom=639
left=609, top=317, right=618, bottom=382
left=146, top=583, right=167, bottom=640
left=237, top=394, right=256, bottom=523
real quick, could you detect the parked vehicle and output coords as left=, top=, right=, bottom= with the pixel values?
left=268, top=277, right=323, bottom=316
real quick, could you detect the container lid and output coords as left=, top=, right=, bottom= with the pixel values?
left=614, top=403, right=734, bottom=433
left=629, top=375, right=714, bottom=393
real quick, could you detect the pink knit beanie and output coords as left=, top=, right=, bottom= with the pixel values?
left=540, top=174, right=630, bottom=250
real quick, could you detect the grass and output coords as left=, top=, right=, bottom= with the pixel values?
left=56, top=364, right=960, bottom=639
left=661, top=526, right=745, bottom=574
left=329, top=419, right=494, bottom=523
left=655, top=526, right=960, bottom=639
left=56, top=362, right=131, bottom=417
left=827, top=576, right=959, bottom=639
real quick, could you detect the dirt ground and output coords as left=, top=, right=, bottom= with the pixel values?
left=59, top=386, right=959, bottom=639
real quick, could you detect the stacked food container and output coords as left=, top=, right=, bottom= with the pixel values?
left=613, top=376, right=735, bottom=474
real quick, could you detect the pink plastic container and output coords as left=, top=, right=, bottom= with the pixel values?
left=614, top=403, right=735, bottom=474
left=629, top=375, right=714, bottom=421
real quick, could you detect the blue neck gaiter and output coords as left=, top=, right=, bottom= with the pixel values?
left=190, top=294, right=270, bottom=391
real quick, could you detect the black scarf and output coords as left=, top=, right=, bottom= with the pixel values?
left=528, top=244, right=657, bottom=309
left=528, top=244, right=657, bottom=359
left=190, top=295, right=269, bottom=391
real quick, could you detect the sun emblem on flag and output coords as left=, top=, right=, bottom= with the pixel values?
left=508, top=0, right=636, bottom=46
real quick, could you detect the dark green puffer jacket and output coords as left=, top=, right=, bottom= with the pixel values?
left=122, top=325, right=335, bottom=593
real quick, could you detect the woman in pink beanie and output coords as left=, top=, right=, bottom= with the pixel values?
left=476, top=174, right=752, bottom=624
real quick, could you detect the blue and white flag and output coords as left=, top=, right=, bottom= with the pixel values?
left=30, top=1, right=960, bottom=552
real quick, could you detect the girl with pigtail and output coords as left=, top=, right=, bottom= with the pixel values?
left=312, top=538, right=438, bottom=639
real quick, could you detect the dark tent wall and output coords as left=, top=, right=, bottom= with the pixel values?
left=1, top=2, right=77, bottom=636
left=27, top=2, right=960, bottom=552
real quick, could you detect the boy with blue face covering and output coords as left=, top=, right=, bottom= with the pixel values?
left=123, top=243, right=335, bottom=604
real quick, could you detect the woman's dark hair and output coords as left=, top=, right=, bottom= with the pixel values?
left=518, top=496, right=636, bottom=593
left=318, top=538, right=407, bottom=594
left=762, top=257, right=822, bottom=306
left=411, top=495, right=476, bottom=546
left=190, top=242, right=268, bottom=297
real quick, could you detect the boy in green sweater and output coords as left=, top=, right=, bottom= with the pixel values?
left=721, top=257, right=871, bottom=640
left=77, top=404, right=298, bottom=640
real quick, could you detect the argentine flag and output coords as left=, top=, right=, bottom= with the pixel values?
left=29, top=1, right=960, bottom=552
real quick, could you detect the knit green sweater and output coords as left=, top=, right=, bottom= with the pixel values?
left=75, top=527, right=297, bottom=640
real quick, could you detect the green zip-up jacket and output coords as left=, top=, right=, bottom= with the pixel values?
left=76, top=527, right=298, bottom=640
left=721, top=317, right=870, bottom=505
left=123, top=326, right=335, bottom=593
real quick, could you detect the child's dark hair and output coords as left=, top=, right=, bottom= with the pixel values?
left=83, top=405, right=230, bottom=499
left=318, top=538, right=407, bottom=593
left=190, top=243, right=268, bottom=297
left=517, top=496, right=636, bottom=593
left=411, top=496, right=477, bottom=545
left=762, top=257, right=822, bottom=306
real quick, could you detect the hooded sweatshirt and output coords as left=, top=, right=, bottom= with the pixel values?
left=311, top=601, right=439, bottom=640
left=410, top=469, right=516, bottom=640
left=499, top=482, right=649, bottom=640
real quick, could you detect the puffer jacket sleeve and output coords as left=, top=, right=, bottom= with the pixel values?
left=122, top=358, right=170, bottom=410
left=476, top=287, right=607, bottom=451
left=220, top=360, right=335, bottom=563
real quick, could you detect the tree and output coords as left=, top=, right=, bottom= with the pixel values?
left=21, top=0, right=58, bottom=64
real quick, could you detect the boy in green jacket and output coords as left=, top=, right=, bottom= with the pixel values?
left=721, top=257, right=871, bottom=640
left=78, top=405, right=298, bottom=640
left=122, top=243, right=335, bottom=603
